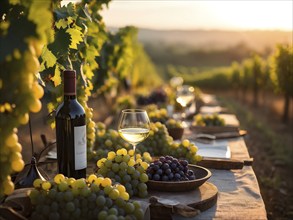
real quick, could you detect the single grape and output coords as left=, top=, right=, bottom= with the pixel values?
left=33, top=179, right=43, bottom=188
left=139, top=173, right=148, bottom=183
left=64, top=191, right=74, bottom=202
left=87, top=174, right=97, bottom=183
left=153, top=174, right=160, bottom=181
left=95, top=195, right=106, bottom=207
left=42, top=181, right=51, bottom=190
left=162, top=175, right=169, bottom=181
left=49, top=212, right=60, bottom=220
left=123, top=175, right=131, bottom=183
left=58, top=181, right=69, bottom=192
left=125, top=203, right=135, bottom=214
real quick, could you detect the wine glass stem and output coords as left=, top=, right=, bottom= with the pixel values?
left=133, top=144, right=136, bottom=161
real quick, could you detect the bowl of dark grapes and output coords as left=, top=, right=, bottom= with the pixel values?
left=146, top=156, right=211, bottom=192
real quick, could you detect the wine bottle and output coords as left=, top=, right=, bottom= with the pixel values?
left=55, top=70, right=87, bottom=178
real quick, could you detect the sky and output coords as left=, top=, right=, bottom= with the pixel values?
left=99, top=0, right=293, bottom=31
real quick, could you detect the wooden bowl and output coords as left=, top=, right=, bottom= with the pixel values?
left=147, top=165, right=211, bottom=192
left=167, top=127, right=184, bottom=140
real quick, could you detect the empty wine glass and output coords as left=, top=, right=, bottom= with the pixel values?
left=118, top=109, right=150, bottom=158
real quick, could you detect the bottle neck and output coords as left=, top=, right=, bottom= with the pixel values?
left=64, top=74, right=76, bottom=96
left=64, top=95, right=77, bottom=100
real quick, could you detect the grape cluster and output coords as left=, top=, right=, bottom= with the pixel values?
left=165, top=118, right=183, bottom=129
left=79, top=97, right=96, bottom=151
left=0, top=50, right=44, bottom=197
left=138, top=122, right=202, bottom=164
left=138, top=122, right=173, bottom=156
left=136, top=89, right=167, bottom=106
left=147, top=106, right=183, bottom=131
left=162, top=139, right=202, bottom=164
left=29, top=174, right=144, bottom=220
left=91, top=122, right=130, bottom=161
left=96, top=148, right=152, bottom=198
left=113, top=95, right=136, bottom=114
left=147, top=156, right=196, bottom=181
left=194, top=114, right=225, bottom=126
left=147, top=107, right=169, bottom=124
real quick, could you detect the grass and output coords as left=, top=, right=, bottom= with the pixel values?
left=219, top=96, right=291, bottom=167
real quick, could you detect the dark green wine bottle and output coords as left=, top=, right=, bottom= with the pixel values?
left=55, top=70, right=86, bottom=178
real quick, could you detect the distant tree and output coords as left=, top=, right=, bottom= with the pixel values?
left=240, top=59, right=252, bottom=102
left=271, top=44, right=293, bottom=123
left=231, top=61, right=241, bottom=98
left=261, top=59, right=273, bottom=108
left=251, top=54, right=263, bottom=107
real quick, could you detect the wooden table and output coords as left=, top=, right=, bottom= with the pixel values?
left=175, top=113, right=267, bottom=219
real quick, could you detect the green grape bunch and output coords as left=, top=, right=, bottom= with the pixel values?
left=0, top=0, right=53, bottom=197
left=147, top=107, right=169, bottom=124
left=77, top=92, right=96, bottom=151
left=161, top=139, right=202, bottom=164
left=194, top=114, right=225, bottom=127
left=29, top=173, right=144, bottom=220
left=96, top=148, right=152, bottom=198
left=91, top=122, right=130, bottom=161
left=147, top=106, right=183, bottom=130
left=165, top=118, right=183, bottom=129
left=138, top=122, right=202, bottom=164
left=137, top=122, right=173, bottom=156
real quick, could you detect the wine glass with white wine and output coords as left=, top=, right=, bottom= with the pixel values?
left=176, top=85, right=195, bottom=127
left=118, top=109, right=150, bottom=158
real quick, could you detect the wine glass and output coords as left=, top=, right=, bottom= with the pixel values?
left=176, top=85, right=195, bottom=126
left=118, top=109, right=150, bottom=158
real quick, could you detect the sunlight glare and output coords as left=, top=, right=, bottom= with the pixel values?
left=204, top=1, right=292, bottom=30
left=101, top=0, right=293, bottom=31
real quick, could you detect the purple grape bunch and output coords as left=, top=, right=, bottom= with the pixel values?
left=146, top=156, right=196, bottom=181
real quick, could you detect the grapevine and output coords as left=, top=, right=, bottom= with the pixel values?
left=40, top=1, right=109, bottom=152
left=0, top=0, right=52, bottom=197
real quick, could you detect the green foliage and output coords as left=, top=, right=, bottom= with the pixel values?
left=231, top=62, right=241, bottom=89
left=251, top=55, right=264, bottom=88
left=271, top=44, right=293, bottom=97
left=94, top=26, right=162, bottom=96
left=240, top=58, right=253, bottom=90
left=40, top=1, right=110, bottom=151
left=145, top=42, right=254, bottom=68
left=168, top=65, right=232, bottom=90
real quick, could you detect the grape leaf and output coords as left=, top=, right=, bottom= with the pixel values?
left=55, top=19, right=68, bottom=29
left=66, top=27, right=84, bottom=49
left=47, top=28, right=71, bottom=57
left=41, top=46, right=57, bottom=69
left=52, top=65, right=61, bottom=86
left=54, top=2, right=76, bottom=20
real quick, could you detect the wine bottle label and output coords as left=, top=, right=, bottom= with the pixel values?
left=74, top=125, right=87, bottom=170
